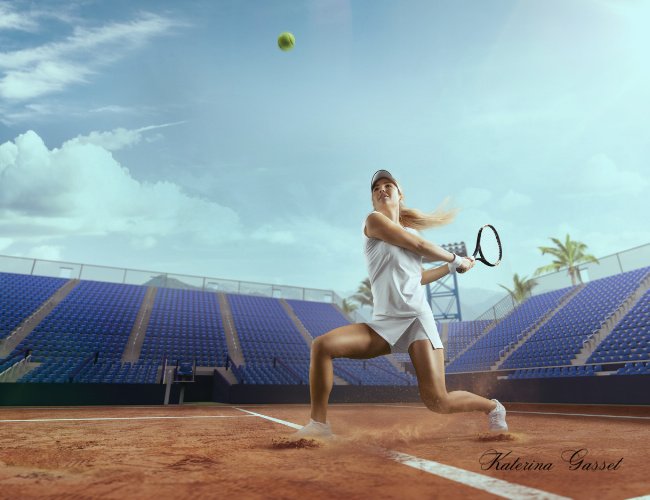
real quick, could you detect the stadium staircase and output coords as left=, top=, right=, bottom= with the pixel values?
left=217, top=293, right=245, bottom=366
left=121, top=287, right=157, bottom=363
left=446, top=317, right=500, bottom=365
left=214, top=366, right=238, bottom=384
left=573, top=271, right=650, bottom=365
left=0, top=353, right=41, bottom=383
left=280, top=299, right=314, bottom=346
left=0, top=279, right=79, bottom=358
left=493, top=284, right=585, bottom=370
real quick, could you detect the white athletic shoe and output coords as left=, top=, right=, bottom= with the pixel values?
left=293, top=418, right=334, bottom=439
left=487, top=399, right=508, bottom=432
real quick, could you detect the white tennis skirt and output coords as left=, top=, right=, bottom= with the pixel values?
left=366, top=313, right=444, bottom=354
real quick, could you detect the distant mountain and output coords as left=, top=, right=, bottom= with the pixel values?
left=143, top=275, right=203, bottom=290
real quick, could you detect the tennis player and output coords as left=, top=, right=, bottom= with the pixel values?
left=295, top=170, right=508, bottom=438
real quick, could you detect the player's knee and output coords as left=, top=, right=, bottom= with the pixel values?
left=310, top=337, right=330, bottom=358
left=422, top=394, right=451, bottom=414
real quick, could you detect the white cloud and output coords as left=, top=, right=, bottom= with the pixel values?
left=89, top=105, right=139, bottom=114
left=0, top=130, right=242, bottom=247
left=0, top=3, right=38, bottom=31
left=67, top=121, right=186, bottom=152
left=0, top=12, right=181, bottom=101
left=0, top=129, right=357, bottom=260
left=0, top=60, right=93, bottom=100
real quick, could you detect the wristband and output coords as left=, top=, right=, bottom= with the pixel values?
left=447, top=253, right=464, bottom=274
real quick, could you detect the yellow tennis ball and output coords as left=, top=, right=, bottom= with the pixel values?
left=278, top=32, right=295, bottom=51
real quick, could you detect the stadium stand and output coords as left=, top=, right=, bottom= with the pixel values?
left=500, top=267, right=649, bottom=370
left=587, top=289, right=650, bottom=364
left=228, top=294, right=311, bottom=385
left=11, top=280, right=148, bottom=383
left=446, top=287, right=575, bottom=372
left=139, top=288, right=228, bottom=368
left=0, top=272, right=67, bottom=341
left=1, top=264, right=649, bottom=388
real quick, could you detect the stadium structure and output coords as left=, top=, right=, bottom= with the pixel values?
left=0, top=244, right=648, bottom=406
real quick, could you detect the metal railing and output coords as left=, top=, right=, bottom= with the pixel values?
left=473, top=243, right=650, bottom=323
left=0, top=253, right=344, bottom=306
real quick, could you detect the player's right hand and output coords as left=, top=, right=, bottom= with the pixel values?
left=457, top=257, right=475, bottom=274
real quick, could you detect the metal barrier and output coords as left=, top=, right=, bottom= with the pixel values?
left=0, top=253, right=343, bottom=306
left=474, top=243, right=650, bottom=322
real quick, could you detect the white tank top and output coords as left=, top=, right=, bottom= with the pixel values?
left=362, top=212, right=431, bottom=318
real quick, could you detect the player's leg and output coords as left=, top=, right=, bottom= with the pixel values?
left=310, top=323, right=390, bottom=423
left=408, top=339, right=496, bottom=413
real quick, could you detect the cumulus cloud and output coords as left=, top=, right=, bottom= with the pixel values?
left=0, top=128, right=360, bottom=266
left=0, top=130, right=242, bottom=248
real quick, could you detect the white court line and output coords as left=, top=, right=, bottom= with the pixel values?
left=0, top=406, right=214, bottom=411
left=508, top=411, right=649, bottom=420
left=234, top=407, right=570, bottom=500
left=625, top=495, right=650, bottom=500
left=371, top=404, right=650, bottom=421
left=387, top=450, right=570, bottom=500
left=0, top=415, right=255, bottom=423
left=235, top=408, right=302, bottom=430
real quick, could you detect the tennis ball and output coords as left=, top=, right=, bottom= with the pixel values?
left=277, top=32, right=295, bottom=51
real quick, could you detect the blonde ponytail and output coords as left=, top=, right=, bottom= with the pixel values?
left=399, top=196, right=458, bottom=231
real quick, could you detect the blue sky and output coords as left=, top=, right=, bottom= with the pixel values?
left=0, top=0, right=648, bottom=317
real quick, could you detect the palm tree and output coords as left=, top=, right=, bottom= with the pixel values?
left=351, top=277, right=373, bottom=307
left=341, top=298, right=359, bottom=315
left=499, top=274, right=538, bottom=304
left=534, top=234, right=599, bottom=286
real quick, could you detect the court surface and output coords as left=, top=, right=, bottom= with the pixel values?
left=1, top=402, right=648, bottom=499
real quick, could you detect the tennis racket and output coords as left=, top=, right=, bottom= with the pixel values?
left=466, top=224, right=502, bottom=267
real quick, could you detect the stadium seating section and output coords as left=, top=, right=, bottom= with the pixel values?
left=0, top=265, right=648, bottom=385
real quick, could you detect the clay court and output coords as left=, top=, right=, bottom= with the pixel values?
left=1, top=402, right=648, bottom=499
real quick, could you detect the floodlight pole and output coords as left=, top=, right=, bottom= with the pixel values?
left=425, top=241, right=467, bottom=322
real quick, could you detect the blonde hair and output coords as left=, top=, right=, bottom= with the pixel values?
left=399, top=196, right=458, bottom=231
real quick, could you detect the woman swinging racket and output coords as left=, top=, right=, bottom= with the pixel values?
left=295, top=170, right=507, bottom=438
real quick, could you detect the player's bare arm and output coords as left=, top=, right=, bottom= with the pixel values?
left=365, top=212, right=455, bottom=262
